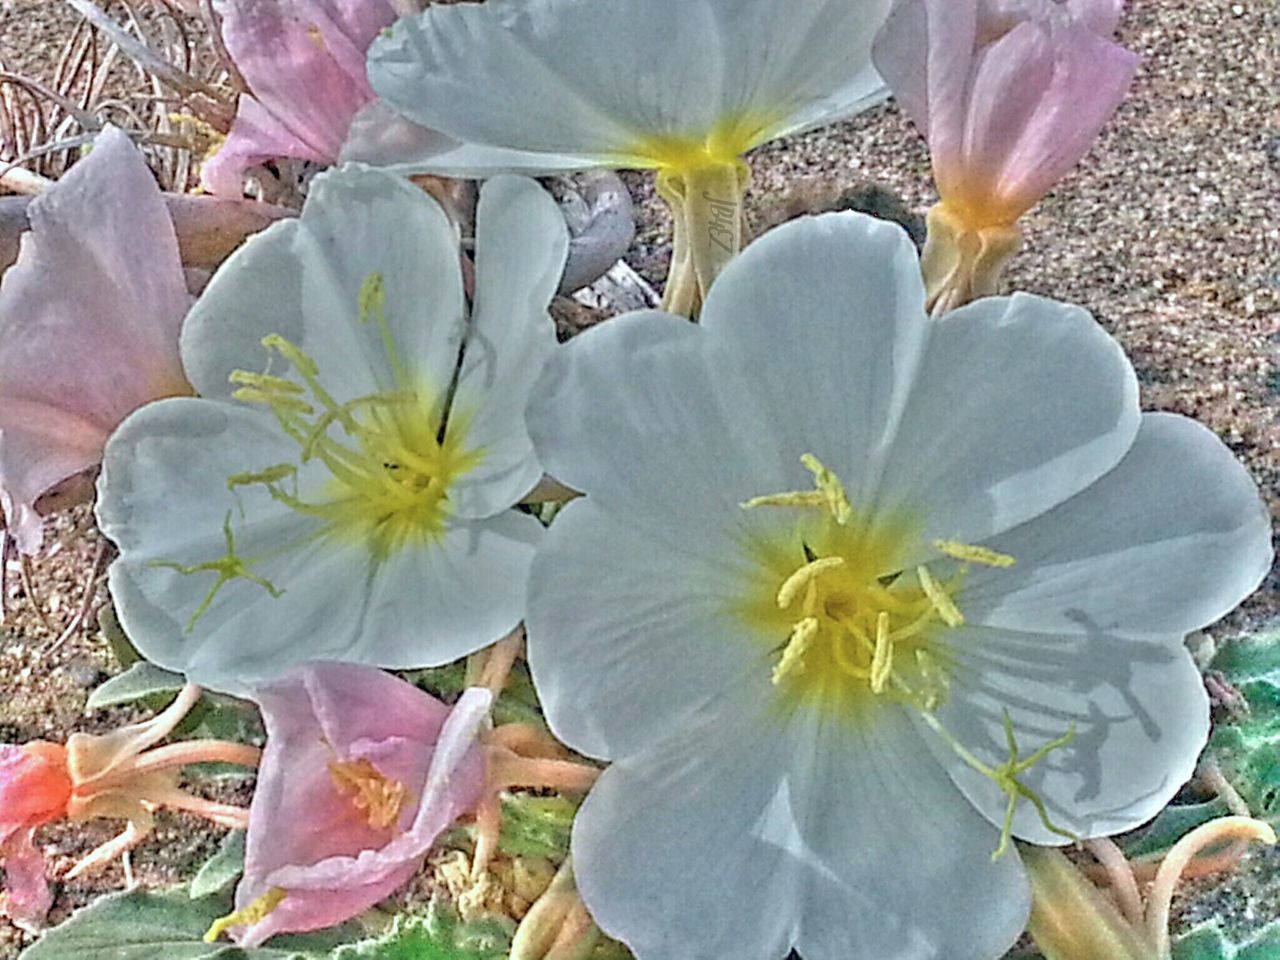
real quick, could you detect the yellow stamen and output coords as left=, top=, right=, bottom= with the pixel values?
left=934, top=540, right=1016, bottom=568
left=329, top=758, right=408, bottom=830
left=772, top=617, right=820, bottom=685
left=800, top=454, right=853, bottom=526
left=204, top=887, right=286, bottom=942
left=777, top=556, right=845, bottom=610
left=870, top=611, right=893, bottom=694
left=917, top=565, right=964, bottom=628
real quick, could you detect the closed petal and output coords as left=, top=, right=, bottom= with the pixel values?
left=868, top=293, right=1140, bottom=559
left=0, top=127, right=188, bottom=550
left=573, top=691, right=1028, bottom=960
left=924, top=623, right=1209, bottom=844
left=449, top=176, right=567, bottom=519
left=184, top=164, right=466, bottom=409
left=1, top=828, right=53, bottom=932
left=0, top=402, right=105, bottom=553
left=961, top=414, right=1273, bottom=640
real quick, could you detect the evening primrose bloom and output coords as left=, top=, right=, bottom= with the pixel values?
left=201, top=0, right=400, bottom=196
left=97, top=166, right=567, bottom=691
left=0, top=126, right=190, bottom=554
left=872, top=0, right=1139, bottom=312
left=364, top=0, right=894, bottom=314
left=209, top=664, right=489, bottom=947
left=523, top=213, right=1272, bottom=959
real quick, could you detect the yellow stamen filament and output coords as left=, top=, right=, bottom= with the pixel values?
left=934, top=540, right=1016, bottom=568
left=204, top=887, right=286, bottom=942
left=917, top=565, right=964, bottom=628
left=329, top=758, right=408, bottom=830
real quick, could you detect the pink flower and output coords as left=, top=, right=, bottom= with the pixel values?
left=0, top=126, right=191, bottom=554
left=0, top=743, right=71, bottom=931
left=873, top=0, right=1139, bottom=229
left=216, top=664, right=489, bottom=947
left=0, top=684, right=255, bottom=932
left=202, top=0, right=400, bottom=196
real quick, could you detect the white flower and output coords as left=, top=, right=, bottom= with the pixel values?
left=97, top=167, right=567, bottom=692
left=359, top=0, right=894, bottom=313
left=523, top=213, right=1272, bottom=959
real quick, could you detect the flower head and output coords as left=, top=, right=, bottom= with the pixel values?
left=209, top=663, right=489, bottom=947
left=98, top=166, right=567, bottom=691
left=872, top=0, right=1139, bottom=310
left=0, top=743, right=72, bottom=931
left=523, top=213, right=1271, bottom=958
left=0, top=126, right=190, bottom=554
left=201, top=0, right=400, bottom=196
left=362, top=0, right=895, bottom=312
left=0, top=685, right=255, bottom=931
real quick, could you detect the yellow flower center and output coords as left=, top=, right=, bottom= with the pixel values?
left=228, top=273, right=483, bottom=558
left=328, top=757, right=409, bottom=830
left=742, top=455, right=1076, bottom=858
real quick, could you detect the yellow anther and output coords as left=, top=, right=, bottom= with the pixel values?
left=934, top=540, right=1015, bottom=568
left=741, top=454, right=852, bottom=525
left=230, top=387, right=315, bottom=413
left=329, top=758, right=408, bottom=830
left=777, top=556, right=845, bottom=610
left=772, top=617, right=820, bottom=685
left=261, top=333, right=319, bottom=378
left=228, top=370, right=306, bottom=394
left=870, top=611, right=893, bottom=694
left=916, top=565, right=964, bottom=628
left=800, top=454, right=853, bottom=526
left=742, top=491, right=829, bottom=511
left=152, top=512, right=283, bottom=631
left=204, top=887, right=286, bottom=942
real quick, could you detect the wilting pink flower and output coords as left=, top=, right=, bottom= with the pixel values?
left=873, top=0, right=1139, bottom=228
left=0, top=743, right=71, bottom=931
left=0, top=126, right=190, bottom=554
left=202, top=0, right=400, bottom=196
left=217, top=664, right=489, bottom=947
left=0, top=685, right=255, bottom=932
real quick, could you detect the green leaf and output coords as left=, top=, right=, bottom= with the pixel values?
left=1208, top=632, right=1280, bottom=820
left=328, top=902, right=510, bottom=960
left=19, top=887, right=352, bottom=960
left=87, top=662, right=186, bottom=709
left=99, top=603, right=143, bottom=668
left=495, top=794, right=576, bottom=859
left=1174, top=919, right=1280, bottom=959
left=1121, top=797, right=1233, bottom=859
left=403, top=661, right=546, bottom=729
left=191, top=831, right=246, bottom=899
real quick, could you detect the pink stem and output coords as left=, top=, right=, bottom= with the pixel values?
left=1083, top=838, right=1144, bottom=927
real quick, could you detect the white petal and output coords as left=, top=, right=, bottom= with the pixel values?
left=868, top=293, right=1141, bottom=555
left=700, top=211, right=929, bottom=509
left=448, top=176, right=568, bottom=519
left=960, top=413, right=1273, bottom=639
left=526, top=498, right=774, bottom=760
left=573, top=692, right=1028, bottom=960
left=367, top=0, right=894, bottom=170
left=183, top=164, right=465, bottom=411
left=357, top=509, right=543, bottom=667
left=528, top=310, right=790, bottom=540
left=923, top=623, right=1210, bottom=844
left=98, top=398, right=362, bottom=691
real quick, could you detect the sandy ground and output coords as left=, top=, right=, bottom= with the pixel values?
left=0, top=0, right=1278, bottom=957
